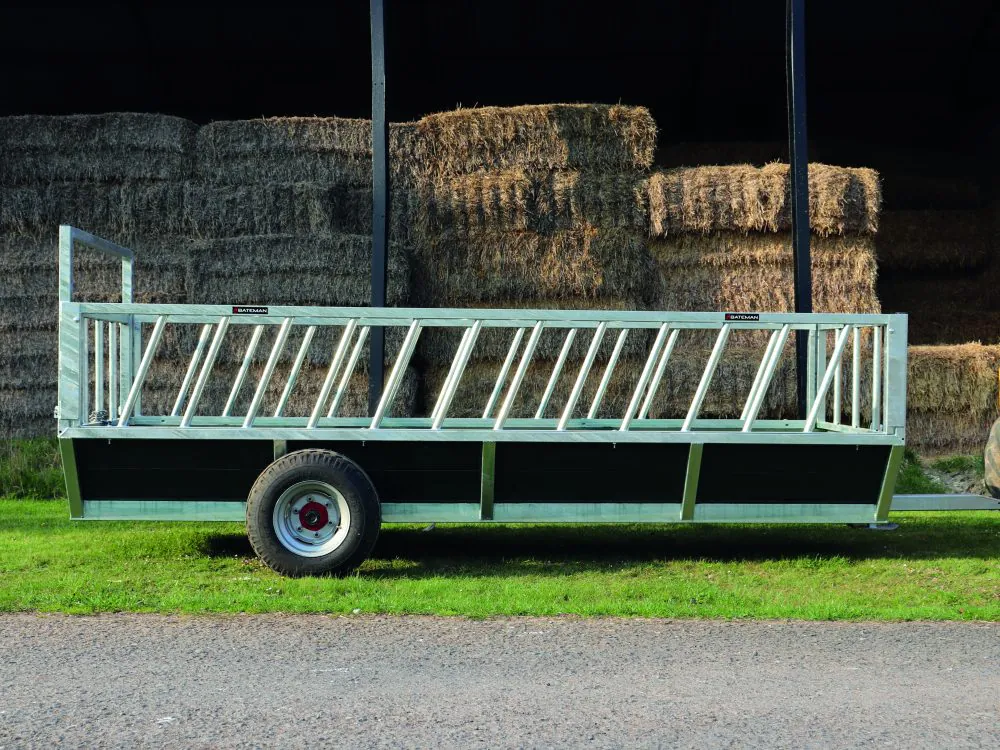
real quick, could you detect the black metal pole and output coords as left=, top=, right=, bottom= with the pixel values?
left=368, top=0, right=389, bottom=415
left=786, top=0, right=812, bottom=417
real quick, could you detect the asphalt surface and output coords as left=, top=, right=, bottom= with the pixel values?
left=0, top=615, right=997, bottom=749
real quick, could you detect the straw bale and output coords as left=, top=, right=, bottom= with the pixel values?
left=648, top=163, right=881, bottom=237
left=906, top=410, right=997, bottom=456
left=412, top=170, right=648, bottom=235
left=0, top=114, right=196, bottom=183
left=195, top=117, right=376, bottom=185
left=180, top=182, right=375, bottom=237
left=0, top=182, right=186, bottom=240
left=906, top=344, right=1000, bottom=413
left=650, top=234, right=880, bottom=314
left=876, top=211, right=988, bottom=271
left=188, top=234, right=410, bottom=308
left=0, top=387, right=56, bottom=438
left=410, top=227, right=659, bottom=307
left=407, top=104, right=656, bottom=178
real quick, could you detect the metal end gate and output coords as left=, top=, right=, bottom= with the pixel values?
left=56, top=226, right=923, bottom=524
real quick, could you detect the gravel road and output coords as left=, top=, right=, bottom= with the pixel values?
left=1, top=615, right=997, bottom=749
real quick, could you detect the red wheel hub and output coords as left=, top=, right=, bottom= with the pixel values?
left=298, top=501, right=329, bottom=531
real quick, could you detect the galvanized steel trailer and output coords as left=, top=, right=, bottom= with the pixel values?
left=54, top=227, right=995, bottom=576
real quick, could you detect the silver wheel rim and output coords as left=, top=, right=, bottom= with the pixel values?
left=272, top=480, right=351, bottom=557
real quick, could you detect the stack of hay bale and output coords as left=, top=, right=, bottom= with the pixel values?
left=168, top=117, right=415, bottom=419
left=404, top=104, right=660, bottom=419
left=642, top=162, right=882, bottom=418
left=0, top=113, right=196, bottom=437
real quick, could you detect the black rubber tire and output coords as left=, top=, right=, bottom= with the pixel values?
left=246, top=449, right=381, bottom=577
left=985, top=418, right=1000, bottom=499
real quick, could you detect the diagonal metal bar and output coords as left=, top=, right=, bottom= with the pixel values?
left=557, top=322, right=607, bottom=431
left=117, top=315, right=167, bottom=427
left=483, top=327, right=526, bottom=419
left=223, top=324, right=265, bottom=417
left=804, top=324, right=852, bottom=432
left=309, top=320, right=358, bottom=428
left=432, top=321, right=481, bottom=430
left=432, top=325, right=475, bottom=424
left=535, top=328, right=577, bottom=419
left=274, top=325, right=317, bottom=418
left=587, top=329, right=629, bottom=419
left=620, top=323, right=670, bottom=432
left=741, top=329, right=781, bottom=421
left=493, top=321, right=544, bottom=430
left=742, top=324, right=791, bottom=432
left=328, top=325, right=370, bottom=419
left=638, top=328, right=679, bottom=420
left=370, top=321, right=422, bottom=429
left=172, top=323, right=212, bottom=417
left=681, top=324, right=731, bottom=432
left=243, top=318, right=293, bottom=428
left=182, top=316, right=230, bottom=427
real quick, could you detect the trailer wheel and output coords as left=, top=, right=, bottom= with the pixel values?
left=246, top=449, right=380, bottom=577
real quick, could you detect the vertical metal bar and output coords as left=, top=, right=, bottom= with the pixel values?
left=58, top=225, right=73, bottom=304
left=875, top=444, right=905, bottom=522
left=131, top=316, right=142, bottom=416
left=851, top=326, right=861, bottom=428
left=274, top=325, right=317, bottom=417
left=787, top=0, right=812, bottom=417
left=483, top=328, right=525, bottom=419
left=119, top=319, right=132, bottom=418
left=885, top=314, right=909, bottom=438
left=328, top=325, right=370, bottom=418
left=117, top=316, right=167, bottom=426
left=536, top=329, right=578, bottom=419
left=871, top=324, right=882, bottom=431
left=243, top=318, right=293, bottom=428
left=120, top=254, right=133, bottom=304
left=681, top=324, right=731, bottom=432
left=370, top=320, right=421, bottom=429
left=804, top=325, right=851, bottom=432
left=740, top=329, right=781, bottom=421
left=433, top=321, right=481, bottom=430
left=223, top=324, right=265, bottom=417
left=882, top=324, right=891, bottom=434
left=79, top=315, right=89, bottom=423
left=108, top=322, right=118, bottom=421
left=742, top=325, right=791, bottom=432
left=172, top=323, right=212, bottom=417
left=493, top=321, right=544, bottom=430
left=308, top=320, right=358, bottom=428
left=816, top=328, right=827, bottom=416
left=557, top=322, right=607, bottom=431
left=431, top=324, right=476, bottom=423
left=639, top=328, right=680, bottom=420
left=587, top=329, right=628, bottom=419
left=181, top=316, right=230, bottom=427
left=620, top=323, right=670, bottom=431
left=368, top=0, right=389, bottom=416
left=93, top=320, right=104, bottom=416
left=680, top=443, right=704, bottom=521
left=480, top=442, right=496, bottom=521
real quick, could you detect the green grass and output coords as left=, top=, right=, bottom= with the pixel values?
left=0, top=500, right=996, bottom=620
left=895, top=448, right=950, bottom=494
left=0, top=439, right=65, bottom=499
left=930, top=454, right=986, bottom=477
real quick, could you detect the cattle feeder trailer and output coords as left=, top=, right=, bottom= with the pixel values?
left=54, top=226, right=960, bottom=576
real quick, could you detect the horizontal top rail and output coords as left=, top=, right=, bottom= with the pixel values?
left=64, top=302, right=902, bottom=329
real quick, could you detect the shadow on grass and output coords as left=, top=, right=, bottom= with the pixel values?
left=198, top=518, right=999, bottom=576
